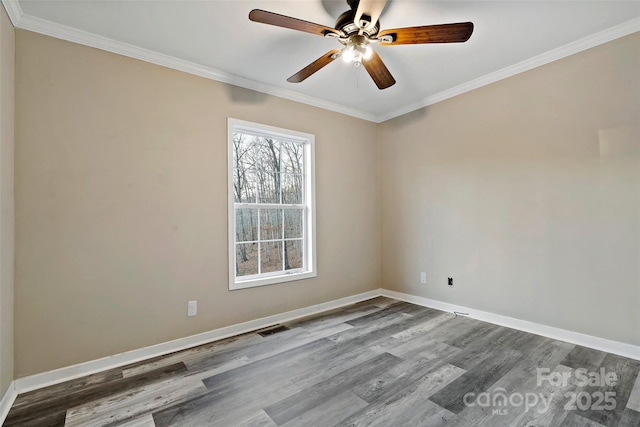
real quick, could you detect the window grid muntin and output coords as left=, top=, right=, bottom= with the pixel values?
left=234, top=206, right=306, bottom=276
left=233, top=133, right=306, bottom=279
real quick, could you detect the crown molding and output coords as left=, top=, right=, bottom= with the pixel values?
left=377, top=17, right=640, bottom=122
left=1, top=0, right=378, bottom=123
left=3, top=0, right=639, bottom=123
left=1, top=0, right=21, bottom=26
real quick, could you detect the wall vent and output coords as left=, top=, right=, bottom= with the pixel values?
left=257, top=325, right=290, bottom=337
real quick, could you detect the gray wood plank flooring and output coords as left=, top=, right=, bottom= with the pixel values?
left=3, top=297, right=639, bottom=427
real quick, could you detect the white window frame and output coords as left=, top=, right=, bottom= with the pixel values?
left=228, top=118, right=316, bottom=290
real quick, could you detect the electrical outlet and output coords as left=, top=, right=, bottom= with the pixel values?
left=448, top=277, right=454, bottom=287
left=187, top=300, right=197, bottom=317
left=420, top=272, right=427, bottom=284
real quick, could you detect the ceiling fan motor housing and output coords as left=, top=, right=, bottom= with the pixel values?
left=335, top=9, right=379, bottom=37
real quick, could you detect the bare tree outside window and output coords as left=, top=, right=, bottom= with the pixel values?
left=231, top=131, right=306, bottom=280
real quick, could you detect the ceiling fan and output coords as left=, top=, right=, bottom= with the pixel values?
left=249, top=0, right=474, bottom=90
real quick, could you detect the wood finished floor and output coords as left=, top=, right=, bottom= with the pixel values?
left=4, top=297, right=640, bottom=427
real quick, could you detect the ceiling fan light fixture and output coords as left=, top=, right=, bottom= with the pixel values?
left=363, top=45, right=373, bottom=60
left=342, top=35, right=372, bottom=64
left=353, top=52, right=363, bottom=68
left=342, top=46, right=355, bottom=63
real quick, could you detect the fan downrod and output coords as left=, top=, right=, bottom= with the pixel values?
left=346, top=0, right=360, bottom=10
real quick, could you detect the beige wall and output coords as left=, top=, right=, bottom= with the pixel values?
left=14, top=30, right=380, bottom=377
left=379, top=33, right=640, bottom=346
left=12, top=26, right=640, bottom=378
left=0, top=5, right=15, bottom=397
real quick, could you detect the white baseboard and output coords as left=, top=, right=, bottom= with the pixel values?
left=381, top=289, right=640, bottom=362
left=11, top=287, right=639, bottom=398
left=14, top=290, right=380, bottom=394
left=0, top=381, right=17, bottom=425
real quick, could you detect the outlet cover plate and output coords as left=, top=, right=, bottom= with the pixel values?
left=188, top=300, right=197, bottom=317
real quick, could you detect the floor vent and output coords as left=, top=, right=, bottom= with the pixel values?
left=258, top=325, right=290, bottom=337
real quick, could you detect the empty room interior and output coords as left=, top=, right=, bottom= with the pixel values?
left=0, top=0, right=639, bottom=426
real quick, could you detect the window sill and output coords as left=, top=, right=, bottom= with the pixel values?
left=230, top=270, right=316, bottom=291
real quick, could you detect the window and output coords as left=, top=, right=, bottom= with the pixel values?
left=228, top=118, right=316, bottom=290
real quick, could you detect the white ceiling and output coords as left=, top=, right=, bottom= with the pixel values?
left=5, top=0, right=640, bottom=122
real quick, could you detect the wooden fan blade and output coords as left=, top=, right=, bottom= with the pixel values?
left=287, top=49, right=342, bottom=83
left=249, top=9, right=340, bottom=37
left=362, top=49, right=395, bottom=90
left=378, top=22, right=474, bottom=45
left=354, top=0, right=388, bottom=31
